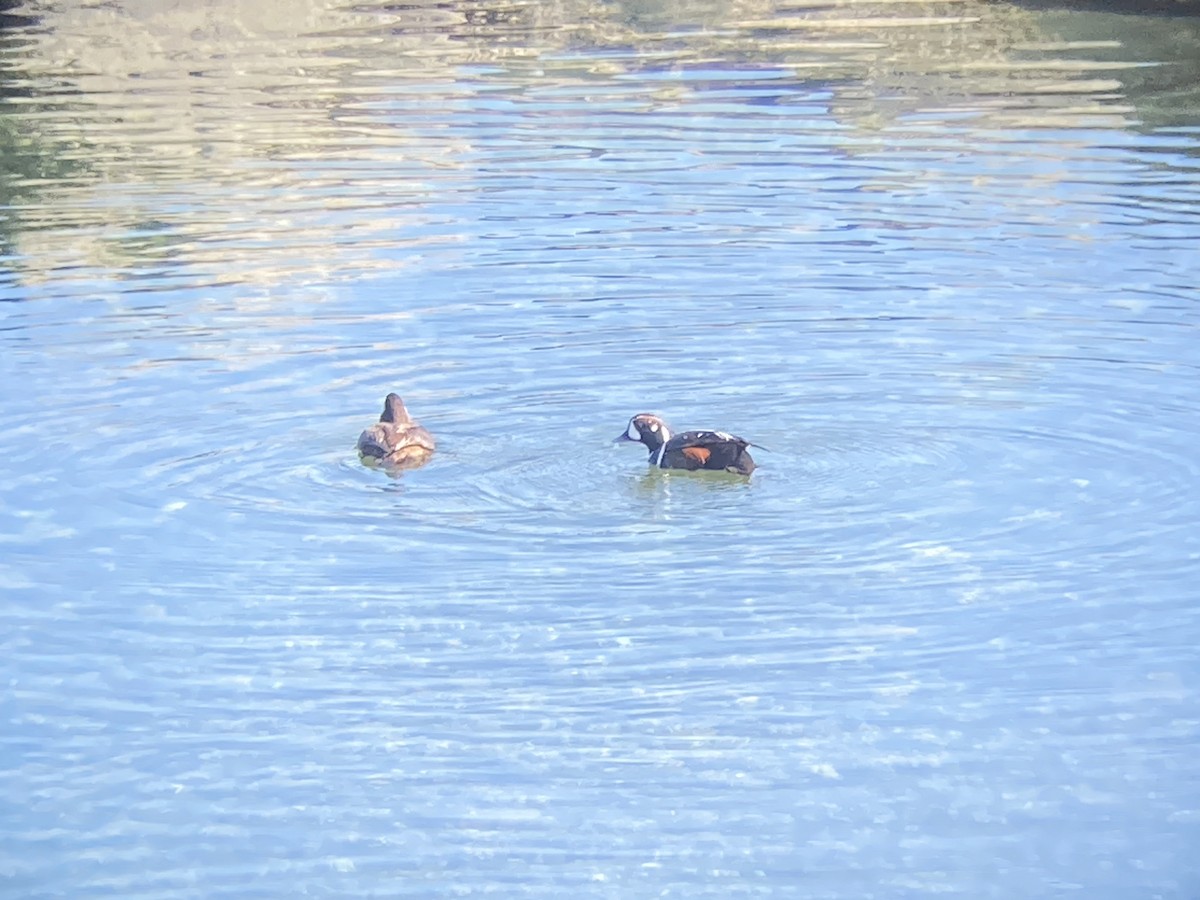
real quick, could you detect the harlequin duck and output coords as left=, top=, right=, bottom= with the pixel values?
left=357, top=393, right=435, bottom=469
left=615, top=413, right=757, bottom=476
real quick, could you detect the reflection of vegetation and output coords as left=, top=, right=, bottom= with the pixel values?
left=0, top=117, right=86, bottom=187
left=1012, top=0, right=1200, bottom=14
left=102, top=220, right=178, bottom=258
left=0, top=0, right=1195, bottom=283
left=449, top=0, right=1199, bottom=136
left=1030, top=8, right=1200, bottom=131
left=0, top=20, right=90, bottom=262
left=0, top=0, right=34, bottom=31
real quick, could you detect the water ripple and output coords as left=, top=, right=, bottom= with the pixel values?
left=2, top=2, right=1199, bottom=897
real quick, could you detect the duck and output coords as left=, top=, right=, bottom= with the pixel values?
left=357, top=393, right=435, bottom=469
left=615, top=413, right=757, bottom=476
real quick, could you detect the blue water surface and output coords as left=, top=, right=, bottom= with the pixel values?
left=1, top=0, right=1199, bottom=897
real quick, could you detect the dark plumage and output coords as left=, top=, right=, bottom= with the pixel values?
left=357, top=393, right=435, bottom=469
left=615, top=413, right=757, bottom=476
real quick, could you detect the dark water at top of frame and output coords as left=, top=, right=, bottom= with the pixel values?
left=1, top=0, right=1199, bottom=897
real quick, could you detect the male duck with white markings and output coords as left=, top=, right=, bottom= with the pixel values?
left=615, top=413, right=757, bottom=476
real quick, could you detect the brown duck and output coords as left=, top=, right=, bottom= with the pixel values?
left=357, top=393, right=435, bottom=469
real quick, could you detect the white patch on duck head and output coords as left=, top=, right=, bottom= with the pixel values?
left=628, top=414, right=672, bottom=446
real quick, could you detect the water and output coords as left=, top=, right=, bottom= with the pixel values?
left=2, top=0, right=1199, bottom=896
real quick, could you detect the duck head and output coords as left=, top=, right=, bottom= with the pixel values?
left=614, top=413, right=672, bottom=452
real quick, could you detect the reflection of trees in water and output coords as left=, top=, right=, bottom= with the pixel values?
left=0, top=117, right=81, bottom=263
left=0, top=7, right=83, bottom=263
left=0, top=1, right=33, bottom=31
left=0, top=0, right=1194, bottom=283
left=1028, top=8, right=1200, bottom=132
